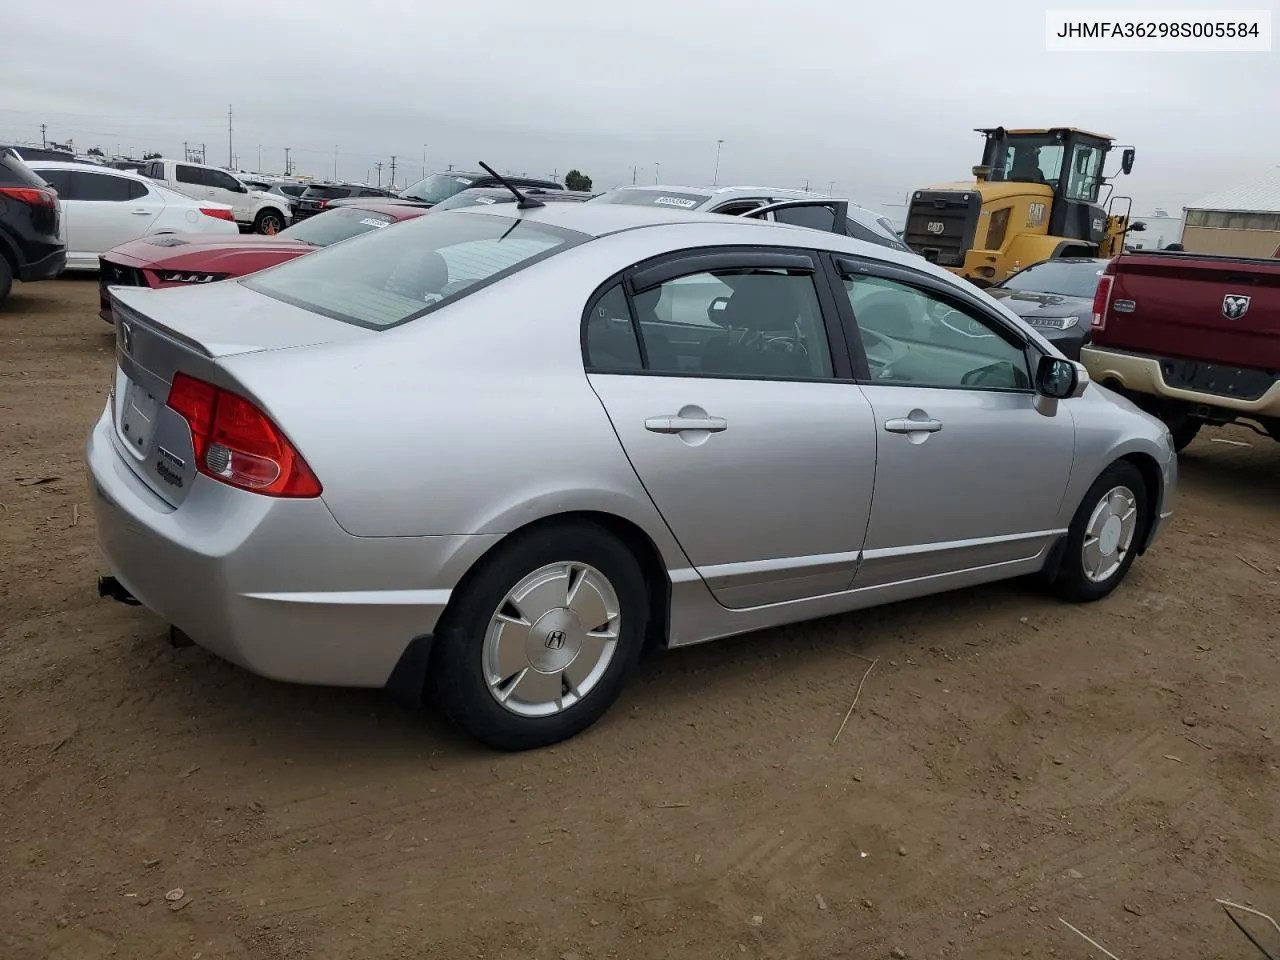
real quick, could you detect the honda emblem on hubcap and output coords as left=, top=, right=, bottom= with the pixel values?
left=544, top=629, right=567, bottom=651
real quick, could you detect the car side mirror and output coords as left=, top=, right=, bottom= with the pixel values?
left=1121, top=148, right=1135, bottom=175
left=1036, top=354, right=1087, bottom=399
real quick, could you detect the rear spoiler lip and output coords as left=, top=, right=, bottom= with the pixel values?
left=110, top=291, right=218, bottom=359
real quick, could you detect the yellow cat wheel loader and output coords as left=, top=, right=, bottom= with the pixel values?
left=905, top=127, right=1142, bottom=287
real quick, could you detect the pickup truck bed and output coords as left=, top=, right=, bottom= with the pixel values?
left=1081, top=251, right=1280, bottom=449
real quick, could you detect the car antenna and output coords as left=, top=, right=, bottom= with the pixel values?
left=478, top=161, right=543, bottom=209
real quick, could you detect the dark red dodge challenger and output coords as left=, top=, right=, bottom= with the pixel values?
left=97, top=202, right=428, bottom=322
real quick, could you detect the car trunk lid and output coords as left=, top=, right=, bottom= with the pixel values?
left=106, top=282, right=369, bottom=507
left=1099, top=253, right=1280, bottom=369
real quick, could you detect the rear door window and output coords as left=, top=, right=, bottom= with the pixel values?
left=771, top=205, right=839, bottom=232
left=68, top=170, right=137, bottom=201
left=176, top=164, right=205, bottom=186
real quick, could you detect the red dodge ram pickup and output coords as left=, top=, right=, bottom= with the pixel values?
left=1081, top=250, right=1280, bottom=450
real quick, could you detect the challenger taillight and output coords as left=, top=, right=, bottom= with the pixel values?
left=0, top=185, right=58, bottom=208
left=1091, top=271, right=1115, bottom=330
left=166, top=373, right=321, bottom=497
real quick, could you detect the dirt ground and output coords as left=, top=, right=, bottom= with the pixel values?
left=1, top=276, right=1278, bottom=960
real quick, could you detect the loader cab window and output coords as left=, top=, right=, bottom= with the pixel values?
left=1000, top=138, right=1064, bottom=188
left=1065, top=144, right=1105, bottom=203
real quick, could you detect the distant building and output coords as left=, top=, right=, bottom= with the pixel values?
left=1181, top=168, right=1280, bottom=257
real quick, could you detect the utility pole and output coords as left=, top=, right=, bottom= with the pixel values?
left=333, top=145, right=338, bottom=180
left=40, top=123, right=47, bottom=148
left=183, top=141, right=189, bottom=162
left=284, top=147, right=292, bottom=176
left=389, top=155, right=396, bottom=190
left=803, top=178, right=810, bottom=192
left=655, top=162, right=660, bottom=184
left=828, top=180, right=835, bottom=195
left=632, top=165, right=637, bottom=184
left=713, top=139, right=724, bottom=185
left=375, top=161, right=383, bottom=188
left=200, top=143, right=206, bottom=164
left=226, top=105, right=233, bottom=168
left=258, top=144, right=262, bottom=172
left=422, top=144, right=428, bottom=174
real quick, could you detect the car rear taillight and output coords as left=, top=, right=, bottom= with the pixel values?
left=0, top=185, right=57, bottom=208
left=199, top=206, right=236, bottom=221
left=166, top=373, right=321, bottom=497
left=1091, top=272, right=1115, bottom=330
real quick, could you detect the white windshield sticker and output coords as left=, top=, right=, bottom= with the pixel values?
left=475, top=196, right=496, bottom=204
left=455, top=177, right=473, bottom=185
left=654, top=197, right=699, bottom=208
left=359, top=218, right=390, bottom=228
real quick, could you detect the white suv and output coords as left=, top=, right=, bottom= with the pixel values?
left=139, top=159, right=291, bottom=234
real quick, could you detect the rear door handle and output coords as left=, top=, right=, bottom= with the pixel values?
left=131, top=210, right=152, bottom=215
left=645, top=415, right=727, bottom=434
left=884, top=417, right=943, bottom=434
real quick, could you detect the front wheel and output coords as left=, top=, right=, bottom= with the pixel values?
left=429, top=521, right=649, bottom=751
left=1051, top=461, right=1149, bottom=603
left=253, top=209, right=285, bottom=235
left=0, top=257, right=12, bottom=305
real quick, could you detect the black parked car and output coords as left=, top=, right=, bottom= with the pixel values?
left=0, top=148, right=65, bottom=305
left=984, top=257, right=1110, bottom=361
left=330, top=171, right=565, bottom=210
left=428, top=186, right=595, bottom=211
left=292, top=182, right=397, bottom=221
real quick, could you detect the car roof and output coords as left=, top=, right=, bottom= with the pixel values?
left=27, top=159, right=149, bottom=181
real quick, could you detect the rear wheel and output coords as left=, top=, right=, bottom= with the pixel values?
left=253, top=209, right=285, bottom=235
left=0, top=257, right=12, bottom=305
left=1051, top=461, right=1148, bottom=603
left=429, top=521, right=648, bottom=751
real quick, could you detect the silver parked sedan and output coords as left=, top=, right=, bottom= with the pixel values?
left=88, top=199, right=1177, bottom=751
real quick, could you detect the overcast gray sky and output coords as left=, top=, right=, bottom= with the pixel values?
left=2, top=0, right=1276, bottom=217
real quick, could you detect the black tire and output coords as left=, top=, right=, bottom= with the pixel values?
left=1052, top=461, right=1149, bottom=603
left=429, top=521, right=649, bottom=751
left=253, top=209, right=285, bottom=235
left=1163, top=414, right=1201, bottom=452
left=0, top=256, right=13, bottom=305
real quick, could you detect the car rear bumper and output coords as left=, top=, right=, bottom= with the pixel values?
left=1081, top=345, right=1280, bottom=417
left=86, top=406, right=500, bottom=688
left=18, top=246, right=66, bottom=282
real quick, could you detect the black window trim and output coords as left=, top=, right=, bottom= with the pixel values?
left=629, top=248, right=816, bottom=294
left=829, top=253, right=1042, bottom=393
left=581, top=244, right=855, bottom=383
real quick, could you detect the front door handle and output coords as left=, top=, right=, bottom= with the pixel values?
left=131, top=209, right=152, bottom=215
left=645, top=415, right=727, bottom=434
left=884, top=417, right=943, bottom=434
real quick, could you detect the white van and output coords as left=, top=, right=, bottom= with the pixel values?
left=140, top=159, right=291, bottom=234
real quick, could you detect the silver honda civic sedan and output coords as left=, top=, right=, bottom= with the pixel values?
left=88, top=199, right=1177, bottom=751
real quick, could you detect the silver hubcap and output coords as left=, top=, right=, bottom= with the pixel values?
left=1082, top=485, right=1138, bottom=583
left=483, top=562, right=621, bottom=718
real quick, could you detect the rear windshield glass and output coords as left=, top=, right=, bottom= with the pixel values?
left=279, top=183, right=307, bottom=197
left=1000, top=259, right=1105, bottom=298
left=593, top=189, right=709, bottom=209
left=301, top=184, right=352, bottom=200
left=0, top=150, right=48, bottom=187
left=277, top=207, right=399, bottom=247
left=398, top=173, right=477, bottom=204
left=243, top=212, right=587, bottom=329
left=432, top=191, right=512, bottom=211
